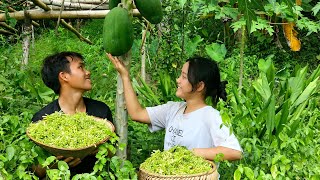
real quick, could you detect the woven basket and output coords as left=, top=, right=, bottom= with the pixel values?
left=27, top=118, right=115, bottom=160
left=138, top=161, right=218, bottom=180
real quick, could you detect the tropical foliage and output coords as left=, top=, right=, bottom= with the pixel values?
left=0, top=0, right=319, bottom=179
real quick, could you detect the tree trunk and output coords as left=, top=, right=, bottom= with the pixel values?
left=141, top=23, right=148, bottom=81
left=115, top=0, right=133, bottom=160
left=238, top=25, right=246, bottom=90
left=115, top=60, right=129, bottom=159
left=21, top=11, right=32, bottom=68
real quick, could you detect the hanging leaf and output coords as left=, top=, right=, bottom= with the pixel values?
left=178, top=0, right=187, bottom=8
left=312, top=2, right=320, bottom=16
left=282, top=21, right=301, bottom=51
left=238, top=0, right=257, bottom=33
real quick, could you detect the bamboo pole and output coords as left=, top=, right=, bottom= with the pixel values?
left=0, top=9, right=140, bottom=21
left=0, top=1, right=40, bottom=27
left=69, top=0, right=106, bottom=4
left=41, top=0, right=108, bottom=10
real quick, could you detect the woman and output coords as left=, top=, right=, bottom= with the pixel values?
left=107, top=54, right=242, bottom=162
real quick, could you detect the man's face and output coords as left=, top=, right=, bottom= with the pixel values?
left=64, top=56, right=92, bottom=92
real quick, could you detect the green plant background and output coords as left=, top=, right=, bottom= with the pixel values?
left=1, top=0, right=320, bottom=179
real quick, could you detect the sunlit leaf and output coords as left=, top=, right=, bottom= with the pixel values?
left=6, top=146, right=15, bottom=161
left=234, top=169, right=242, bottom=180
left=312, top=2, right=320, bottom=16
left=244, top=167, right=255, bottom=180
left=205, top=43, right=227, bottom=62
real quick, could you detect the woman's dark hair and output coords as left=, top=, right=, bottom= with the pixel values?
left=41, top=52, right=83, bottom=94
left=187, top=57, right=227, bottom=106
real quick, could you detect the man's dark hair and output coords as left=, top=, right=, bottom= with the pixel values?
left=41, top=52, right=83, bottom=94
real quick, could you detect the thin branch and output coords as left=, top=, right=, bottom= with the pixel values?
left=0, top=22, right=18, bottom=32
left=140, top=20, right=150, bottom=53
left=55, top=0, right=65, bottom=34
left=60, top=19, right=93, bottom=44
left=0, top=28, right=15, bottom=35
left=31, top=0, right=51, bottom=11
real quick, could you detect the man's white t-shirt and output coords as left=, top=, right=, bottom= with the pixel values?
left=146, top=101, right=241, bottom=151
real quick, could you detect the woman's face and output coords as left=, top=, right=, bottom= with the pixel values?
left=176, top=62, right=193, bottom=99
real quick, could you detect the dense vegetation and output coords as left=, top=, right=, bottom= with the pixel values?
left=1, top=0, right=319, bottom=179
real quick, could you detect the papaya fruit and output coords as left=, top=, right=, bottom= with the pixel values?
left=103, top=7, right=134, bottom=56
left=109, top=0, right=121, bottom=10
left=134, top=0, right=163, bottom=24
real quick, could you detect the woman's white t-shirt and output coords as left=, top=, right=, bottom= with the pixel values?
left=146, top=101, right=241, bottom=151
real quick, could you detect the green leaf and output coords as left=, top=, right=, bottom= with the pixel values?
left=266, top=95, right=275, bottom=137
left=205, top=43, right=227, bottom=62
left=231, top=18, right=246, bottom=32
left=6, top=146, right=15, bottom=161
left=42, top=156, right=56, bottom=167
left=292, top=77, right=318, bottom=107
left=238, top=0, right=257, bottom=32
left=288, top=66, right=307, bottom=104
left=270, top=164, right=278, bottom=179
left=288, top=101, right=308, bottom=137
left=252, top=74, right=271, bottom=102
left=178, top=0, right=187, bottom=8
left=234, top=169, right=242, bottom=180
left=244, top=167, right=255, bottom=180
left=312, top=2, right=320, bottom=16
left=282, top=0, right=294, bottom=10
left=185, top=35, right=203, bottom=58
left=58, top=161, right=69, bottom=171
left=275, top=99, right=290, bottom=136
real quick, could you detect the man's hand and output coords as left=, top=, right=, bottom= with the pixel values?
left=56, top=156, right=81, bottom=168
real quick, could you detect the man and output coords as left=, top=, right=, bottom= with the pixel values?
left=32, top=51, right=113, bottom=176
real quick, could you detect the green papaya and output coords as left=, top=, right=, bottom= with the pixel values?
left=109, top=0, right=121, bottom=10
left=103, top=7, right=133, bottom=56
left=134, top=0, right=163, bottom=24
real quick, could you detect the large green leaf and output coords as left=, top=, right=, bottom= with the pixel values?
left=292, top=77, right=318, bottom=108
left=287, top=100, right=308, bottom=137
left=266, top=95, right=275, bottom=137
left=275, top=99, right=290, bottom=136
left=306, top=64, right=320, bottom=85
left=205, top=43, right=227, bottom=62
left=253, top=74, right=271, bottom=103
left=288, top=66, right=307, bottom=105
left=258, top=57, right=275, bottom=89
